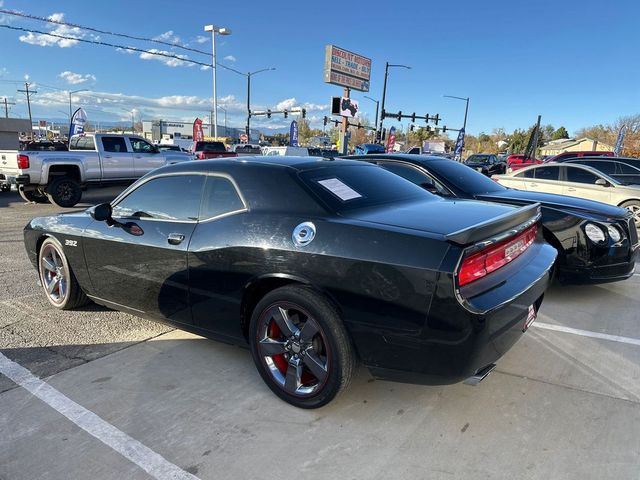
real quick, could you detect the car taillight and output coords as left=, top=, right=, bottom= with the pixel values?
left=17, top=154, right=29, bottom=169
left=198, top=152, right=205, bottom=159
left=458, top=224, right=538, bottom=287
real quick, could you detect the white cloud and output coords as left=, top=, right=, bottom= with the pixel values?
left=59, top=71, right=96, bottom=85
left=19, top=12, right=83, bottom=48
left=223, top=55, right=236, bottom=62
left=138, top=48, right=192, bottom=67
left=154, top=30, right=181, bottom=44
left=194, top=35, right=208, bottom=44
left=276, top=98, right=297, bottom=111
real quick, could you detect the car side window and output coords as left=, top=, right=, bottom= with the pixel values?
left=515, top=169, right=535, bottom=178
left=534, top=166, right=560, bottom=181
left=566, top=167, right=599, bottom=184
left=379, top=162, right=451, bottom=196
left=199, top=176, right=245, bottom=219
left=101, top=137, right=128, bottom=153
left=617, top=162, right=640, bottom=174
left=130, top=138, right=155, bottom=154
left=576, top=160, right=615, bottom=175
left=73, top=136, right=96, bottom=151
left=112, top=175, right=205, bottom=221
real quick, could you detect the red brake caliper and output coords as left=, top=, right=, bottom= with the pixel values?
left=269, top=320, right=288, bottom=375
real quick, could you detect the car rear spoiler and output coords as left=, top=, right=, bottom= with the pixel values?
left=445, top=203, right=541, bottom=246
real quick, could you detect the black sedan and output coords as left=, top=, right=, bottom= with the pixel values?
left=348, top=154, right=639, bottom=284
left=24, top=157, right=555, bottom=408
left=464, top=154, right=506, bottom=176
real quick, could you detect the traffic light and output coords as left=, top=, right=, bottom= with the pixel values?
left=426, top=125, right=432, bottom=133
left=397, top=110, right=402, bottom=121
left=248, top=109, right=252, bottom=118
left=284, top=109, right=288, bottom=119
left=425, top=113, right=429, bottom=124
left=410, top=124, right=415, bottom=132
left=382, top=128, right=387, bottom=140
left=267, top=109, right=271, bottom=118
left=301, top=108, right=306, bottom=118
left=433, top=114, right=440, bottom=125
left=323, top=116, right=328, bottom=126
left=411, top=112, right=416, bottom=122
left=442, top=126, right=447, bottom=133
left=380, top=109, right=386, bottom=120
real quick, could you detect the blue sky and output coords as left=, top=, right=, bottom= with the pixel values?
left=0, top=0, right=638, bottom=136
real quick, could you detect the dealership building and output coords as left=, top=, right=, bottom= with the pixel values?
left=141, top=119, right=257, bottom=143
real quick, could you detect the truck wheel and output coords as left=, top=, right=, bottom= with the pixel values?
left=19, top=186, right=49, bottom=204
left=47, top=177, right=82, bottom=208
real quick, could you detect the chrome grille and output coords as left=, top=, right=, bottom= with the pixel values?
left=628, top=218, right=638, bottom=245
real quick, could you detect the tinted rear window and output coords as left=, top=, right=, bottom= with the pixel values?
left=425, top=159, right=506, bottom=194
left=299, top=164, right=430, bottom=212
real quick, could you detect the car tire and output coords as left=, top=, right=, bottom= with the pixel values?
left=620, top=200, right=640, bottom=228
left=38, top=237, right=90, bottom=310
left=249, top=285, right=356, bottom=409
left=47, top=176, right=82, bottom=208
left=18, top=186, right=49, bottom=204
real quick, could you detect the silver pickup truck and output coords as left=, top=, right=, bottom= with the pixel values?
left=0, top=133, right=191, bottom=207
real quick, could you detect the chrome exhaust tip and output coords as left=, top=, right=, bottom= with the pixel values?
left=463, top=363, right=496, bottom=386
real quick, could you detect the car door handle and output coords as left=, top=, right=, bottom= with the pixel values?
left=167, top=233, right=185, bottom=245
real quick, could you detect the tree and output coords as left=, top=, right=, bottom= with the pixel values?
left=551, top=126, right=569, bottom=140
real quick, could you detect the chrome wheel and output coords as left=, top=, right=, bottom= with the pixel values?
left=39, top=243, right=67, bottom=305
left=256, top=303, right=329, bottom=397
left=625, top=203, right=640, bottom=228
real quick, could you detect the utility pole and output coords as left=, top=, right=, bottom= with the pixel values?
left=340, top=87, right=350, bottom=155
left=377, top=62, right=411, bottom=143
left=17, top=82, right=37, bottom=138
left=2, top=98, right=16, bottom=118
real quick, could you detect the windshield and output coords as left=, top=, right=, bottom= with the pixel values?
left=426, top=159, right=507, bottom=194
left=465, top=155, right=490, bottom=164
left=299, top=164, right=432, bottom=213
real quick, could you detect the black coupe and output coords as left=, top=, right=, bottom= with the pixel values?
left=348, top=154, right=638, bottom=284
left=24, top=158, right=556, bottom=408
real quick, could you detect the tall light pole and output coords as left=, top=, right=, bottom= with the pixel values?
left=204, top=24, right=232, bottom=139
left=217, top=105, right=227, bottom=136
left=378, top=62, right=411, bottom=143
left=69, top=89, right=88, bottom=123
left=245, top=67, right=275, bottom=139
left=443, top=94, right=470, bottom=131
left=363, top=95, right=379, bottom=139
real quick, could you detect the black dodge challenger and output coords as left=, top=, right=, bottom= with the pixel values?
left=24, top=157, right=556, bottom=408
left=348, top=154, right=638, bottom=284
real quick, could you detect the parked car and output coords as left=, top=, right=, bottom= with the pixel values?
left=354, top=143, right=385, bottom=155
left=560, top=158, right=640, bottom=185
left=230, top=144, right=262, bottom=156
left=24, top=157, right=555, bottom=408
left=19, top=140, right=68, bottom=151
left=463, top=154, right=506, bottom=176
left=157, top=144, right=184, bottom=152
left=346, top=154, right=638, bottom=284
left=262, top=146, right=309, bottom=156
left=493, top=163, right=640, bottom=227
left=506, top=154, right=541, bottom=173
left=0, top=133, right=191, bottom=207
left=543, top=151, right=614, bottom=163
left=191, top=141, right=238, bottom=160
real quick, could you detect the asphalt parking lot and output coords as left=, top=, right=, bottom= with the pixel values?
left=1, top=187, right=639, bottom=480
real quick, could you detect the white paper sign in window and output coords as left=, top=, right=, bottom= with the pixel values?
left=317, top=178, right=362, bottom=201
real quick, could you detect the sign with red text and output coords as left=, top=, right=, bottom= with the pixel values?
left=324, top=45, right=371, bottom=92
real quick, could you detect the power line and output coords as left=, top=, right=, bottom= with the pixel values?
left=0, top=24, right=240, bottom=74
left=0, top=8, right=211, bottom=56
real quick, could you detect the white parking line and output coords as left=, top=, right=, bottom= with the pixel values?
left=534, top=322, right=640, bottom=347
left=0, top=352, right=199, bottom=480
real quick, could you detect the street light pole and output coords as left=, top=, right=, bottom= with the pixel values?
left=245, top=67, right=275, bottom=140
left=218, top=105, right=227, bottom=136
left=378, top=62, right=411, bottom=143
left=204, top=24, right=232, bottom=140
left=443, top=94, right=470, bottom=131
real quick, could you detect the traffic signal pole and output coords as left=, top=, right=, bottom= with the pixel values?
left=340, top=87, right=350, bottom=155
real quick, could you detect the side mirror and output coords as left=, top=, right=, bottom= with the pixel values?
left=91, top=202, right=112, bottom=222
left=595, top=178, right=609, bottom=187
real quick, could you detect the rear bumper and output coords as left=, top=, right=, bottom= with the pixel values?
left=361, top=243, right=555, bottom=385
left=1, top=173, right=30, bottom=186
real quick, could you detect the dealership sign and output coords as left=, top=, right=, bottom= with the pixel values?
left=324, top=45, right=371, bottom=92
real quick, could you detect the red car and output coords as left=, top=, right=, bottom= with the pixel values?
left=191, top=141, right=238, bottom=160
left=542, top=151, right=614, bottom=163
left=506, top=154, right=541, bottom=173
